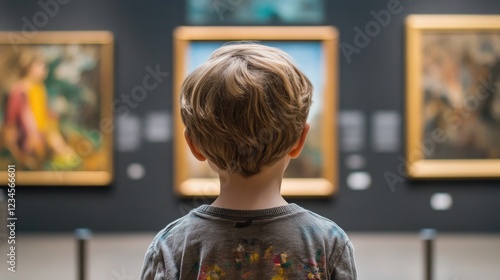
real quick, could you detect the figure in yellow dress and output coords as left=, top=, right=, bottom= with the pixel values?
left=2, top=48, right=80, bottom=169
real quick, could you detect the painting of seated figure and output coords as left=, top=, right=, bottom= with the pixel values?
left=0, top=32, right=114, bottom=185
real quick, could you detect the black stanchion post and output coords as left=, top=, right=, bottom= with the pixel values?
left=420, top=228, right=436, bottom=280
left=75, top=228, right=92, bottom=280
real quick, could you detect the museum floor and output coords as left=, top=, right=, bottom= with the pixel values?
left=0, top=233, right=499, bottom=279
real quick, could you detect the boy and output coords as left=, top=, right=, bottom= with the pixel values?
left=141, top=43, right=356, bottom=279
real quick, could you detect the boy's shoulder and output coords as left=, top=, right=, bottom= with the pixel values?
left=299, top=208, right=350, bottom=242
left=149, top=211, right=197, bottom=244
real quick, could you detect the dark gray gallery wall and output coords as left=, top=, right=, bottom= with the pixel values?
left=0, top=0, right=499, bottom=232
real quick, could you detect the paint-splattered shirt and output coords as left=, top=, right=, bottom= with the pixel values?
left=141, top=203, right=357, bottom=280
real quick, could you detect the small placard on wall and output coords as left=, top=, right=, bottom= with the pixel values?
left=371, top=111, right=401, bottom=153
left=144, top=111, right=172, bottom=142
left=117, top=115, right=142, bottom=152
left=339, top=110, right=366, bottom=152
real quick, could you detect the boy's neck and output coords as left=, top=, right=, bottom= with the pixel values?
left=211, top=157, right=289, bottom=210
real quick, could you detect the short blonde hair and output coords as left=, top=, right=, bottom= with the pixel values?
left=180, top=43, right=313, bottom=177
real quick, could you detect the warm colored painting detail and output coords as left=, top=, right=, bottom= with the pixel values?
left=406, top=15, right=500, bottom=178
left=422, top=33, right=500, bottom=160
left=0, top=32, right=114, bottom=185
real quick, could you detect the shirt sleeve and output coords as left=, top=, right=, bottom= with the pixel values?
left=331, top=240, right=357, bottom=280
left=140, top=242, right=166, bottom=280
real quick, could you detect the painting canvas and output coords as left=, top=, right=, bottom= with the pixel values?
left=0, top=32, right=114, bottom=185
left=173, top=26, right=338, bottom=197
left=406, top=15, right=500, bottom=178
left=187, top=0, right=324, bottom=25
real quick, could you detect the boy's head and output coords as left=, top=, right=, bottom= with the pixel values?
left=181, top=43, right=313, bottom=177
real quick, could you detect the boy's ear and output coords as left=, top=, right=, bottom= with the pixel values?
left=184, top=130, right=207, bottom=161
left=288, top=123, right=310, bottom=159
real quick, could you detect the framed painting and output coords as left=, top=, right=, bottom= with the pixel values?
left=173, top=26, right=338, bottom=197
left=0, top=31, right=114, bottom=185
left=406, top=15, right=500, bottom=178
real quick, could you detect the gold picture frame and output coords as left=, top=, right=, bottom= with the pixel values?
left=0, top=31, right=114, bottom=185
left=173, top=26, right=338, bottom=197
left=406, top=15, right=500, bottom=178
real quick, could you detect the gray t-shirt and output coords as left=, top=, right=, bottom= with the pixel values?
left=141, top=203, right=356, bottom=279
